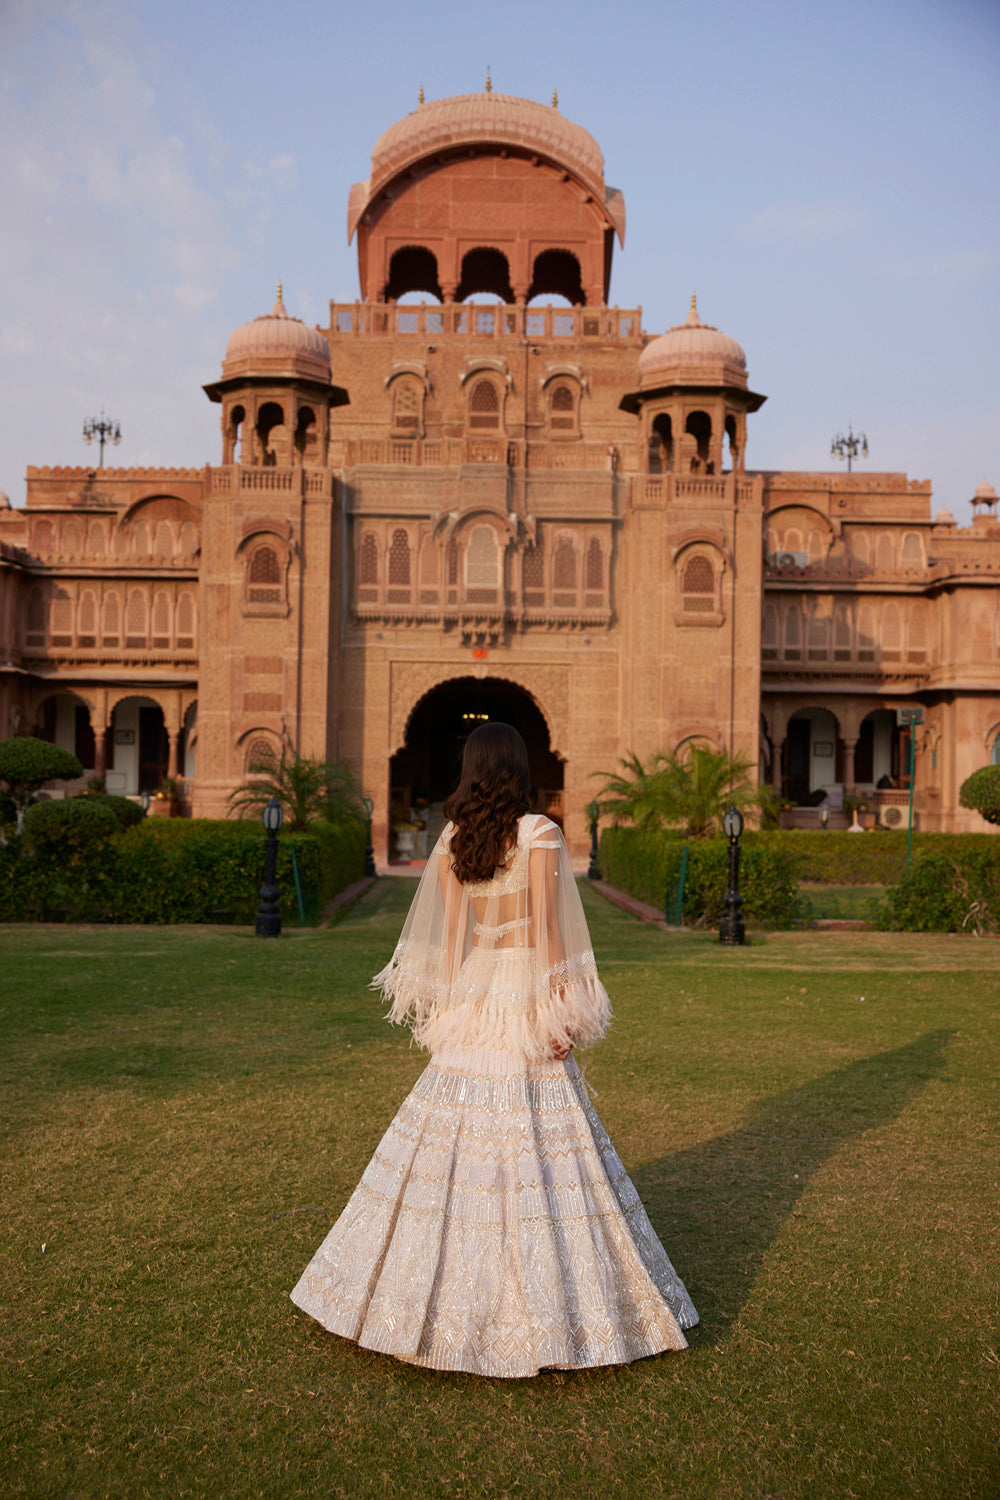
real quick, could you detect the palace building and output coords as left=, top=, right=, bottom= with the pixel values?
left=2, top=89, right=999, bottom=853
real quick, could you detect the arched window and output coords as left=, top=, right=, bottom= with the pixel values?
left=882, top=602, right=902, bottom=660
left=466, top=526, right=499, bottom=602
left=248, top=545, right=282, bottom=605
left=851, top=531, right=870, bottom=567
left=126, top=589, right=147, bottom=647
left=685, top=411, right=712, bottom=472
left=808, top=603, right=830, bottom=660
left=681, top=554, right=715, bottom=613
left=908, top=603, right=927, bottom=662
left=876, top=533, right=895, bottom=572
left=360, top=532, right=378, bottom=586
left=648, top=414, right=673, bottom=474
left=762, top=604, right=779, bottom=660
left=523, top=544, right=544, bottom=605
left=102, top=591, right=120, bottom=646
left=447, top=540, right=458, bottom=588
left=901, top=532, right=924, bottom=568
left=33, top=519, right=54, bottom=553
left=585, top=538, right=604, bottom=592
left=784, top=603, right=802, bottom=661
left=553, top=535, right=577, bottom=592
left=992, top=732, right=1000, bottom=766
left=387, top=528, right=411, bottom=601
left=88, top=521, right=106, bottom=555
left=469, top=379, right=500, bottom=430
left=246, top=737, right=278, bottom=773
left=549, top=383, right=577, bottom=433
left=63, top=522, right=80, bottom=556
left=857, top=604, right=877, bottom=662
left=391, top=380, right=421, bottom=434
left=78, top=590, right=97, bottom=647
left=834, top=604, right=852, bottom=661
left=132, top=521, right=149, bottom=556
left=154, top=522, right=173, bottom=557
left=179, top=522, right=198, bottom=557
left=152, top=591, right=171, bottom=647
left=27, top=586, right=45, bottom=640
left=177, top=592, right=195, bottom=648
left=50, top=587, right=72, bottom=643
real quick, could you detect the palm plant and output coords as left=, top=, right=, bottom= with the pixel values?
left=595, top=743, right=774, bottom=839
left=228, top=751, right=364, bottom=834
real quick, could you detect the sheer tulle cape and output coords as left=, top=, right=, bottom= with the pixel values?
left=371, top=814, right=611, bottom=1062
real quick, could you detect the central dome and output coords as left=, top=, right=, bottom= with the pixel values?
left=638, top=297, right=748, bottom=391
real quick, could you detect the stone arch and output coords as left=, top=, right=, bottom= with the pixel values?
left=457, top=247, right=514, bottom=303
left=390, top=663, right=569, bottom=764
left=385, top=245, right=442, bottom=302
left=528, top=249, right=584, bottom=305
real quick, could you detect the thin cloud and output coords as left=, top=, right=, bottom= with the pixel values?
left=739, top=200, right=865, bottom=243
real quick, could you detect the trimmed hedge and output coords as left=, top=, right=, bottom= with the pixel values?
left=598, top=826, right=803, bottom=928
left=749, top=830, right=1000, bottom=886
left=22, top=796, right=119, bottom=854
left=0, top=814, right=366, bottom=925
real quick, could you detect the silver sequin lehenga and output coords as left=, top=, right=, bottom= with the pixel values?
left=290, top=813, right=698, bottom=1377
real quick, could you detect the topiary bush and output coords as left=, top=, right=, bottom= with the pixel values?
left=23, top=796, right=119, bottom=855
left=959, top=765, right=1000, bottom=826
left=83, top=793, right=147, bottom=832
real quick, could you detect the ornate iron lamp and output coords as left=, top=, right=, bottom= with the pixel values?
left=719, top=805, right=745, bottom=946
left=139, top=789, right=150, bottom=815
left=255, top=796, right=284, bottom=937
left=82, top=409, right=122, bottom=468
left=830, top=425, right=868, bottom=473
left=362, top=795, right=376, bottom=878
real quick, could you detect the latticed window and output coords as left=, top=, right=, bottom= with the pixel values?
left=882, top=603, right=902, bottom=656
left=762, top=604, right=779, bottom=660
left=466, top=527, right=499, bottom=587
left=901, top=532, right=924, bottom=568
left=834, top=605, right=852, bottom=661
left=553, top=537, right=577, bottom=591
left=392, top=381, right=420, bottom=431
left=857, top=604, right=877, bottom=661
left=50, top=589, right=72, bottom=641
left=523, top=545, right=544, bottom=606
left=154, top=522, right=173, bottom=557
left=682, top=555, right=715, bottom=612
left=152, top=591, right=170, bottom=646
left=103, top=591, right=120, bottom=645
left=447, top=540, right=458, bottom=587
left=133, top=522, right=149, bottom=556
left=248, top=545, right=282, bottom=604
left=33, top=519, right=54, bottom=553
left=469, top=379, right=500, bottom=429
left=876, top=533, right=894, bottom=572
left=27, top=587, right=45, bottom=636
left=78, top=590, right=97, bottom=646
left=908, top=603, right=926, bottom=660
left=89, top=522, right=106, bottom=555
left=126, top=588, right=146, bottom=646
left=550, top=384, right=575, bottom=431
left=585, top=538, right=603, bottom=591
left=246, top=738, right=278, bottom=773
left=63, top=523, right=80, bottom=556
left=808, top=607, right=830, bottom=660
left=388, top=529, right=411, bottom=587
left=177, top=592, right=195, bottom=647
left=784, top=604, right=802, bottom=660
left=360, top=533, right=378, bottom=585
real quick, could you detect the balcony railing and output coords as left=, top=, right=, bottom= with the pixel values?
left=326, top=301, right=643, bottom=344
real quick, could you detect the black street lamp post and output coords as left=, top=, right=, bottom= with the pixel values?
left=586, top=800, right=601, bottom=880
left=719, top=805, right=745, bottom=946
left=255, top=796, right=284, bottom=937
left=82, top=409, right=122, bottom=468
left=830, top=425, right=869, bottom=473
left=362, top=795, right=376, bottom=878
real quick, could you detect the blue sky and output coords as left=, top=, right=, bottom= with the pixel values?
left=2, top=0, right=998, bottom=518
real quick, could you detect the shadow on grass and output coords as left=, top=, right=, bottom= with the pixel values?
left=631, top=1029, right=953, bottom=1343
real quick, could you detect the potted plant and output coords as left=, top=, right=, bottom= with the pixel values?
left=392, top=821, right=418, bottom=861
left=151, top=775, right=178, bottom=818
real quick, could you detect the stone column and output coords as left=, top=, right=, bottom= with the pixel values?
left=167, top=731, right=179, bottom=780
left=772, top=737, right=785, bottom=796
left=94, top=727, right=108, bottom=780
left=842, top=737, right=858, bottom=796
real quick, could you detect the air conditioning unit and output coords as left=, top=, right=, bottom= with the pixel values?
left=878, top=803, right=910, bottom=830
left=775, top=551, right=808, bottom=569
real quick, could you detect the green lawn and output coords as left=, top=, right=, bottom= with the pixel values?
left=797, top=883, right=887, bottom=921
left=1, top=885, right=998, bottom=1499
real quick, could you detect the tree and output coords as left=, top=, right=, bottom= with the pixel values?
left=0, top=737, right=84, bottom=836
left=959, top=765, right=1000, bottom=826
left=595, top=743, right=775, bottom=839
left=228, top=750, right=365, bottom=834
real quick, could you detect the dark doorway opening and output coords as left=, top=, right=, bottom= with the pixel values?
left=390, top=677, right=564, bottom=826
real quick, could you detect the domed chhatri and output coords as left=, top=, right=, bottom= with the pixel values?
left=222, top=285, right=331, bottom=384
left=353, top=90, right=621, bottom=244
left=638, top=295, right=748, bottom=391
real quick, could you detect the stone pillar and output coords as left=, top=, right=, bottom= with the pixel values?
left=842, top=737, right=857, bottom=796
left=772, top=737, right=785, bottom=796
left=94, top=727, right=108, bottom=780
left=167, top=731, right=179, bottom=780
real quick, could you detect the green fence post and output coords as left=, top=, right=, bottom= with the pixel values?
left=289, top=843, right=307, bottom=926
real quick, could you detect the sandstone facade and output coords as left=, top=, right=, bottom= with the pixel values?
left=2, top=91, right=998, bottom=850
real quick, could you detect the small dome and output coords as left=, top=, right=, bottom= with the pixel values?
left=0, top=490, right=10, bottom=510
left=934, top=507, right=957, bottom=526
left=221, top=287, right=331, bottom=383
left=637, top=295, right=748, bottom=390
left=972, top=479, right=998, bottom=507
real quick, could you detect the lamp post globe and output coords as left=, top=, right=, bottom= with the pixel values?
left=255, top=797, right=284, bottom=937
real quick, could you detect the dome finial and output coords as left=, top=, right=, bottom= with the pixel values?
left=685, top=291, right=702, bottom=328
left=690, top=290, right=697, bottom=313
left=418, top=84, right=424, bottom=104
left=552, top=88, right=559, bottom=108
left=272, top=281, right=286, bottom=317
left=485, top=67, right=492, bottom=93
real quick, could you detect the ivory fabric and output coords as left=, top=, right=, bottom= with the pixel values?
left=290, top=814, right=698, bottom=1377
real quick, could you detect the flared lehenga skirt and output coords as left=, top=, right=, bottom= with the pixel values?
left=290, top=1045, right=698, bottom=1378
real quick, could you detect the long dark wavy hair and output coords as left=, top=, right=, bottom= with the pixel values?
left=443, top=722, right=531, bottom=884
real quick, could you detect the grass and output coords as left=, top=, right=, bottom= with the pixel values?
left=1, top=882, right=998, bottom=1500
left=797, top=883, right=886, bottom=921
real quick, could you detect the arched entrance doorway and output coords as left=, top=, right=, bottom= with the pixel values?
left=389, top=677, right=564, bottom=848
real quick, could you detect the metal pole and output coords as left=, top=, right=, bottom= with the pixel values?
left=255, top=827, right=282, bottom=937
left=719, top=829, right=745, bottom=945
left=905, top=729, right=916, bottom=876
